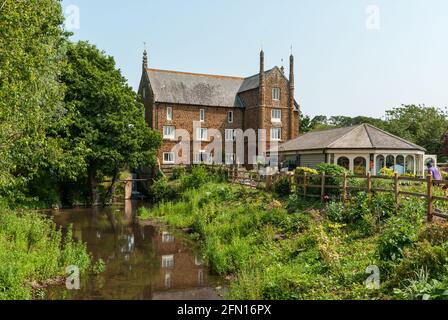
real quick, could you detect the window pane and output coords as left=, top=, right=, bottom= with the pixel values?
left=228, top=111, right=233, bottom=123
left=167, top=107, right=172, bottom=121
left=405, top=156, right=415, bottom=174
left=354, top=157, right=366, bottom=175
left=337, top=157, right=350, bottom=170
left=200, top=109, right=205, bottom=121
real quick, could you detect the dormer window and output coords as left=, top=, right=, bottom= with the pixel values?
left=142, top=87, right=147, bottom=99
left=272, top=88, right=280, bottom=101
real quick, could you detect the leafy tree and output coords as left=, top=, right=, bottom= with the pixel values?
left=385, top=105, right=448, bottom=157
left=0, top=0, right=68, bottom=205
left=60, top=41, right=162, bottom=205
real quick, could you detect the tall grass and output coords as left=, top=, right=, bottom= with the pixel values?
left=0, top=210, right=90, bottom=300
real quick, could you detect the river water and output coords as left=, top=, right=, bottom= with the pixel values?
left=45, top=201, right=224, bottom=300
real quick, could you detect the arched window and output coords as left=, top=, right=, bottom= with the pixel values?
left=405, top=155, right=415, bottom=174
left=386, top=155, right=395, bottom=169
left=396, top=155, right=405, bottom=175
left=376, top=155, right=385, bottom=174
left=337, top=157, right=350, bottom=170
left=354, top=157, right=367, bottom=175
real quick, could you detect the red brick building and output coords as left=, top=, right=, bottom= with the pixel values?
left=138, top=50, right=300, bottom=167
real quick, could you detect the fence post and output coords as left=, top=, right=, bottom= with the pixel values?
left=303, top=172, right=308, bottom=197
left=367, top=172, right=372, bottom=199
left=321, top=172, right=326, bottom=200
left=394, top=173, right=400, bottom=211
left=266, top=174, right=273, bottom=191
left=342, top=173, right=347, bottom=202
left=427, top=174, right=434, bottom=222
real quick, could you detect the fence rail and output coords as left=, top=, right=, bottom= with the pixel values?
left=226, top=167, right=448, bottom=222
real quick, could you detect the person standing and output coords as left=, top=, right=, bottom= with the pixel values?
left=427, top=162, right=442, bottom=181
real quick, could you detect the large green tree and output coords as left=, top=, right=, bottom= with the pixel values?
left=0, top=0, right=71, bottom=205
left=61, top=41, right=161, bottom=205
left=385, top=105, right=448, bottom=157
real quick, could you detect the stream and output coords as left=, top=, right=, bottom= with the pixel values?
left=45, top=201, right=224, bottom=300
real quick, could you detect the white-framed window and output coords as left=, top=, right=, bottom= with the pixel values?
left=200, top=109, right=205, bottom=122
left=164, top=272, right=172, bottom=289
left=162, top=255, right=174, bottom=268
left=166, top=107, right=173, bottom=121
left=142, top=87, right=146, bottom=99
left=225, top=153, right=235, bottom=165
left=193, top=151, right=212, bottom=164
left=163, top=152, right=175, bottom=164
left=272, top=109, right=281, bottom=122
left=163, top=125, right=175, bottom=140
left=162, top=231, right=175, bottom=243
left=228, top=111, right=234, bottom=124
left=196, top=128, right=208, bottom=141
left=271, top=128, right=282, bottom=141
left=272, top=87, right=280, bottom=100
left=225, top=129, right=235, bottom=142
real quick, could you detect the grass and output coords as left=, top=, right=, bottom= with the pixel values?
left=0, top=209, right=90, bottom=300
left=139, top=174, right=448, bottom=300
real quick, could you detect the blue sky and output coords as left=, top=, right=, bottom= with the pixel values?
left=61, top=0, right=448, bottom=118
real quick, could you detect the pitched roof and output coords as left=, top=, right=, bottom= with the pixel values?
left=276, top=124, right=426, bottom=152
left=147, top=69, right=245, bottom=108
left=146, top=67, right=299, bottom=109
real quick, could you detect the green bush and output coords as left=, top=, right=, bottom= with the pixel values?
left=273, top=176, right=292, bottom=197
left=419, top=222, right=448, bottom=246
left=181, top=166, right=210, bottom=189
left=378, top=217, right=419, bottom=261
left=171, top=166, right=187, bottom=180
left=149, top=177, right=180, bottom=202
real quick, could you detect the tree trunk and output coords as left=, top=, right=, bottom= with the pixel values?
left=103, top=169, right=119, bottom=207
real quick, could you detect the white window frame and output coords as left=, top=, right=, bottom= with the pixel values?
left=196, top=128, right=208, bottom=141
left=166, top=106, right=173, bottom=121
left=225, top=129, right=235, bottom=142
left=272, top=88, right=280, bottom=101
left=271, top=128, right=282, bottom=141
left=228, top=111, right=234, bottom=124
left=271, top=109, right=282, bottom=122
left=162, top=255, right=174, bottom=268
left=162, top=231, right=175, bottom=243
left=163, top=125, right=176, bottom=140
left=163, top=152, right=175, bottom=164
left=200, top=109, right=205, bottom=122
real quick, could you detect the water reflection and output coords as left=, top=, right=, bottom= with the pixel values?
left=46, top=201, right=222, bottom=300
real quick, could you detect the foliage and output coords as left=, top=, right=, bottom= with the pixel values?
left=379, top=167, right=395, bottom=177
left=171, top=167, right=187, bottom=181
left=419, top=222, right=448, bottom=246
left=181, top=166, right=210, bottom=190
left=295, top=167, right=319, bottom=176
left=378, top=217, right=419, bottom=261
left=272, top=176, right=292, bottom=197
left=59, top=41, right=162, bottom=204
left=0, top=210, right=90, bottom=300
left=149, top=177, right=181, bottom=202
left=393, top=268, right=448, bottom=300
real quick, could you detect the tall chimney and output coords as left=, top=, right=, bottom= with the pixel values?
left=259, top=50, right=266, bottom=131
left=288, top=53, right=295, bottom=139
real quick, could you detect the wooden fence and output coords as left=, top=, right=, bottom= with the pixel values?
left=227, top=167, right=448, bottom=222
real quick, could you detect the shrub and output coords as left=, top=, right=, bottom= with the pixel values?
left=419, top=222, right=448, bottom=246
left=149, top=177, right=180, bottom=202
left=393, top=268, right=448, bottom=300
left=171, top=166, right=187, bottom=180
left=295, top=167, right=319, bottom=175
left=273, top=176, right=292, bottom=197
left=378, top=217, right=419, bottom=261
left=379, top=167, right=395, bottom=177
left=181, top=166, right=209, bottom=189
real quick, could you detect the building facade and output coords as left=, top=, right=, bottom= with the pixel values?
left=274, top=124, right=436, bottom=176
left=138, top=50, right=300, bottom=167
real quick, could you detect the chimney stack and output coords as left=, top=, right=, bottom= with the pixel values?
left=143, top=49, right=148, bottom=70
left=288, top=53, right=296, bottom=139
left=259, top=50, right=266, bottom=130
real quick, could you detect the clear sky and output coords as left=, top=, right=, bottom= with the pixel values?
left=61, top=0, right=448, bottom=118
